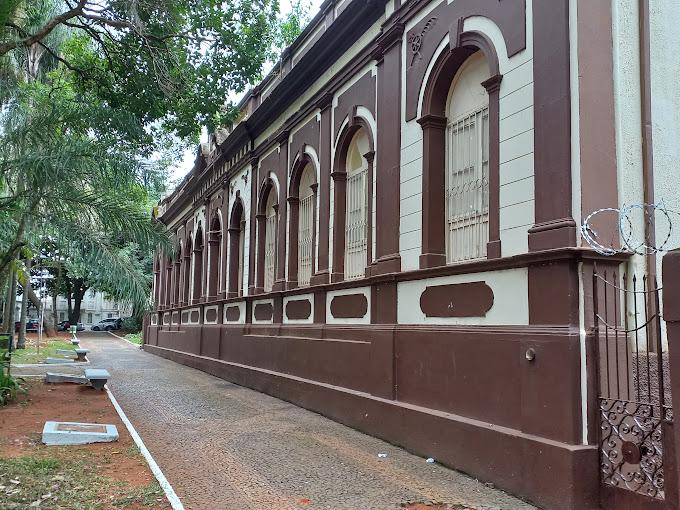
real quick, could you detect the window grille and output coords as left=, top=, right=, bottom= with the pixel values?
left=446, top=105, right=489, bottom=263
left=344, top=168, right=368, bottom=280
left=298, top=193, right=315, bottom=286
left=237, top=222, right=245, bottom=296
left=264, top=210, right=277, bottom=292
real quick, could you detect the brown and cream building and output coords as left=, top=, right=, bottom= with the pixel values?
left=147, top=1, right=680, bottom=508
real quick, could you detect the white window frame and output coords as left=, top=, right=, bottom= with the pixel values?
left=445, top=104, right=490, bottom=264
left=263, top=200, right=278, bottom=292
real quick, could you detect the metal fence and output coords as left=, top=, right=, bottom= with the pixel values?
left=593, top=266, right=671, bottom=501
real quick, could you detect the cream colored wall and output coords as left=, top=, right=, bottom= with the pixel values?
left=326, top=286, right=371, bottom=325
left=399, top=1, right=536, bottom=272
left=397, top=268, right=529, bottom=325
left=283, top=293, right=315, bottom=324
left=612, top=0, right=680, bottom=274
left=650, top=0, right=680, bottom=263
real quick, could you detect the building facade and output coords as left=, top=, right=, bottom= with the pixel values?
left=15, top=290, right=130, bottom=327
left=148, top=1, right=680, bottom=509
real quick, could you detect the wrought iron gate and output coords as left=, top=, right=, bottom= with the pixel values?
left=593, top=266, right=673, bottom=503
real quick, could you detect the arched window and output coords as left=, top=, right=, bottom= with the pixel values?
left=418, top=35, right=502, bottom=269
left=173, top=244, right=182, bottom=305
left=297, top=163, right=316, bottom=286
left=263, top=191, right=278, bottom=292
left=227, top=196, right=245, bottom=298
left=287, top=154, right=318, bottom=289
left=192, top=225, right=204, bottom=303
left=207, top=214, right=222, bottom=298
left=164, top=256, right=172, bottom=307
left=153, top=256, right=161, bottom=307
left=445, top=52, right=490, bottom=263
left=344, top=128, right=370, bottom=280
left=182, top=237, right=192, bottom=304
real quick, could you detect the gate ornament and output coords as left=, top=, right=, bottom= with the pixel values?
left=600, top=399, right=665, bottom=499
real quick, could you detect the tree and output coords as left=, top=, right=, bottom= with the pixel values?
left=1, top=0, right=281, bottom=138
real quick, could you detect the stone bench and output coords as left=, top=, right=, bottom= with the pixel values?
left=45, top=357, right=75, bottom=364
left=45, top=368, right=111, bottom=390
left=85, top=368, right=111, bottom=390
left=55, top=348, right=89, bottom=361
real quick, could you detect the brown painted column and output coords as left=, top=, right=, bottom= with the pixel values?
left=227, top=226, right=240, bottom=298
left=373, top=23, right=403, bottom=276
left=483, top=75, right=503, bottom=259
left=286, top=196, right=300, bottom=289
left=310, top=94, right=333, bottom=286
left=153, top=268, right=161, bottom=309
left=165, top=265, right=172, bottom=307
left=182, top=252, right=191, bottom=305
left=417, top=114, right=447, bottom=268
left=201, top=215, right=209, bottom=303
left=254, top=213, right=266, bottom=293
left=663, top=252, right=680, bottom=503
left=273, top=133, right=289, bottom=291
left=330, top=171, right=347, bottom=282
left=173, top=261, right=181, bottom=305
left=221, top=190, right=230, bottom=298
left=528, top=0, right=576, bottom=251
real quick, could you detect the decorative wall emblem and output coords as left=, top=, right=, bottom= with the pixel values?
left=408, top=17, right=437, bottom=67
left=419, top=281, right=494, bottom=318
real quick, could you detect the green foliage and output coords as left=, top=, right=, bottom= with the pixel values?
left=0, top=373, right=26, bottom=406
left=1, top=0, right=284, bottom=139
left=122, top=316, right=142, bottom=333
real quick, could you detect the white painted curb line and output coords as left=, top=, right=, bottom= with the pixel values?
left=106, top=385, right=184, bottom=510
left=107, top=331, right=142, bottom=347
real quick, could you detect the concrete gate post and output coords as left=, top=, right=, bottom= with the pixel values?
left=662, top=251, right=680, bottom=504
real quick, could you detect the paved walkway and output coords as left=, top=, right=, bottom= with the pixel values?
left=17, top=332, right=537, bottom=510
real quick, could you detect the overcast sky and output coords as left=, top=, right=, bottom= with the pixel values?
left=168, top=0, right=324, bottom=186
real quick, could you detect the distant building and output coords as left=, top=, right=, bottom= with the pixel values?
left=15, top=289, right=131, bottom=326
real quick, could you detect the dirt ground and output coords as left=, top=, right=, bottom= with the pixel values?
left=0, top=380, right=170, bottom=509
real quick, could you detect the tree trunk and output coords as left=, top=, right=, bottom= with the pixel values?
left=2, top=271, right=12, bottom=334
left=16, top=260, right=30, bottom=349
left=71, top=282, right=87, bottom=324
left=22, top=283, right=56, bottom=337
left=51, top=293, right=58, bottom=328
left=5, top=267, right=17, bottom=349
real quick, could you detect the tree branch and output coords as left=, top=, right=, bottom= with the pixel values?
left=0, top=0, right=88, bottom=56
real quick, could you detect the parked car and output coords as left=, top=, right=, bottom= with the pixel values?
left=91, top=318, right=121, bottom=331
left=14, top=319, right=39, bottom=332
left=57, top=321, right=84, bottom=331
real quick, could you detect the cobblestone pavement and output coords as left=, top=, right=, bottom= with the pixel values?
left=16, top=332, right=537, bottom=510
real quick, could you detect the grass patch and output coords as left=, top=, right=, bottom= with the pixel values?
left=0, top=455, right=102, bottom=509
left=124, top=333, right=143, bottom=345
left=113, top=481, right=165, bottom=506
left=11, top=340, right=75, bottom=364
left=0, top=455, right=166, bottom=509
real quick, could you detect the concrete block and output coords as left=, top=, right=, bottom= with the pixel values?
left=42, top=421, right=119, bottom=446
left=45, top=358, right=75, bottom=364
left=70, top=339, right=80, bottom=345
left=45, top=373, right=88, bottom=384
left=85, top=368, right=111, bottom=390
left=56, top=349, right=77, bottom=356
left=74, top=348, right=90, bottom=361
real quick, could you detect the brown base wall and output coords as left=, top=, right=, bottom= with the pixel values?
left=144, top=322, right=600, bottom=510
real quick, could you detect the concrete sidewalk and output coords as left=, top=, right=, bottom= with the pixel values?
left=17, top=332, right=537, bottom=510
